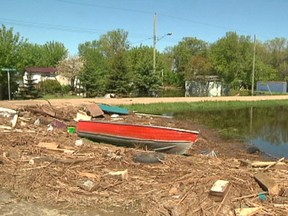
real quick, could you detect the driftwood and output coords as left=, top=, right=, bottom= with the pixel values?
left=214, top=184, right=231, bottom=216
left=263, top=157, right=285, bottom=171
left=232, top=192, right=268, bottom=201
left=24, top=106, right=70, bottom=121
left=235, top=207, right=262, bottom=216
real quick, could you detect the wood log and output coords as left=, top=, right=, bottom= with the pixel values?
left=254, top=172, right=280, bottom=195
left=235, top=207, right=261, bottom=216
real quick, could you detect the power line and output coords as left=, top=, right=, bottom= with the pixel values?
left=0, top=18, right=105, bottom=34
left=55, top=0, right=153, bottom=15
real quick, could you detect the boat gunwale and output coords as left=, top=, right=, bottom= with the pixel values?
left=77, top=120, right=200, bottom=135
left=77, top=130, right=196, bottom=144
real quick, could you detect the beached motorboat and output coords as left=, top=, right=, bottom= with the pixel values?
left=76, top=120, right=199, bottom=154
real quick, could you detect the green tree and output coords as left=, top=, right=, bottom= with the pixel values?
left=99, top=29, right=131, bottom=95
left=264, top=38, right=288, bottom=80
left=78, top=41, right=107, bottom=97
left=129, top=46, right=161, bottom=96
left=210, top=32, right=254, bottom=88
left=40, top=41, right=68, bottom=67
left=253, top=42, right=278, bottom=82
left=106, top=51, right=131, bottom=96
left=0, top=25, right=25, bottom=99
left=18, top=43, right=42, bottom=69
left=172, top=37, right=211, bottom=85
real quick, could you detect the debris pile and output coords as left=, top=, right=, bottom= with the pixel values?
left=0, top=102, right=287, bottom=215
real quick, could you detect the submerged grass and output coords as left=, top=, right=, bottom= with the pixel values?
left=124, top=100, right=288, bottom=114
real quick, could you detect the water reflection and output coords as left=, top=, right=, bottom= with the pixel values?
left=176, top=106, right=288, bottom=158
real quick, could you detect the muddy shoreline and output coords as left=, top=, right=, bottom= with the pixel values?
left=0, top=98, right=287, bottom=215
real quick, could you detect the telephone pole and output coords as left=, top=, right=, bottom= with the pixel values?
left=152, top=13, right=172, bottom=74
left=153, top=13, right=157, bottom=74
left=251, top=35, right=256, bottom=96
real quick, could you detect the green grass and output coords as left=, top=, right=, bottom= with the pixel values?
left=124, top=100, right=288, bottom=114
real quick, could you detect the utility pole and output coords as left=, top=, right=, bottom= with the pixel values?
left=251, top=35, right=256, bottom=96
left=153, top=13, right=157, bottom=74
left=152, top=13, right=172, bottom=75
left=1, top=68, right=16, bottom=100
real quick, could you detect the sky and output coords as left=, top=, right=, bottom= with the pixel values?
left=1, top=0, right=288, bottom=55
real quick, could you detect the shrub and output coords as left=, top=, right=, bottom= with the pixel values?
left=39, top=79, right=62, bottom=94
left=61, top=85, right=72, bottom=94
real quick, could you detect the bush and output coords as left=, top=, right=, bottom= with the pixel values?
left=39, top=79, right=62, bottom=94
left=61, top=85, right=72, bottom=94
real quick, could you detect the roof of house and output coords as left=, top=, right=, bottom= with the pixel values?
left=25, top=67, right=57, bottom=74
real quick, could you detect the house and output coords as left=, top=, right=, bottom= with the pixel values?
left=185, top=75, right=222, bottom=97
left=23, top=67, right=69, bottom=86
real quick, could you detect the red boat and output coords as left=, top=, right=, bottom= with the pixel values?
left=76, top=120, right=199, bottom=154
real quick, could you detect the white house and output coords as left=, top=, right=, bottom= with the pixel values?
left=24, top=67, right=69, bottom=86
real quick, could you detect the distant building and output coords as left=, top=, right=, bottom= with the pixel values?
left=23, top=67, right=69, bottom=86
left=256, top=81, right=287, bottom=94
left=185, top=75, right=222, bottom=97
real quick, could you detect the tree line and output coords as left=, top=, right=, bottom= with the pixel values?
left=1, top=24, right=288, bottom=99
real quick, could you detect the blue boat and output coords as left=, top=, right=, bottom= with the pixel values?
left=98, top=104, right=129, bottom=115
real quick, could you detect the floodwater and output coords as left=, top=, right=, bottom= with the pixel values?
left=176, top=106, right=288, bottom=158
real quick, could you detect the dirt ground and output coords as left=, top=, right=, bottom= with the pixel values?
left=0, top=96, right=288, bottom=215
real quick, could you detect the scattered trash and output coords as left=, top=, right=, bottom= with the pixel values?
left=209, top=180, right=230, bottom=201
left=51, top=119, right=67, bottom=129
left=206, top=150, right=217, bottom=158
left=77, top=179, right=96, bottom=192
left=107, top=169, right=128, bottom=181
left=0, top=107, right=18, bottom=129
left=0, top=107, right=17, bottom=117
left=259, top=192, right=267, bottom=201
left=85, top=103, right=104, bottom=117
left=29, top=159, right=35, bottom=165
left=47, top=124, right=53, bottom=132
left=75, top=139, right=83, bottom=147
left=74, top=111, right=92, bottom=122
left=67, top=127, right=76, bottom=133
left=11, top=114, right=18, bottom=128
left=34, top=118, right=40, bottom=126
left=133, top=152, right=165, bottom=163
left=111, top=114, right=119, bottom=118
left=104, top=93, right=116, bottom=98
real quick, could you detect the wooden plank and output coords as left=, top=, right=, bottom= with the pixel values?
left=254, top=172, right=280, bottom=195
left=235, top=207, right=261, bottom=216
left=41, top=104, right=56, bottom=117
left=85, top=104, right=104, bottom=117
left=37, top=142, right=59, bottom=149
left=78, top=171, right=99, bottom=180
left=251, top=160, right=287, bottom=170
